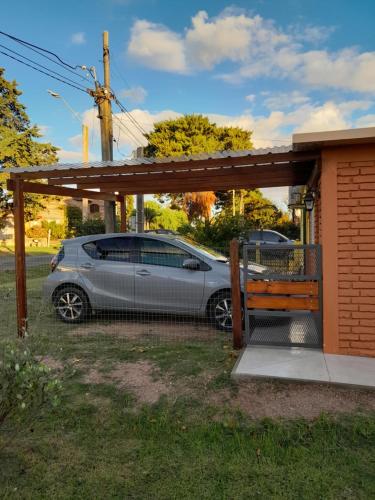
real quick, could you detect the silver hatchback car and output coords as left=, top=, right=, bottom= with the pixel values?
left=44, top=233, right=265, bottom=330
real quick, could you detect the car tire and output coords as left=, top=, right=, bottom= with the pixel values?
left=53, top=287, right=90, bottom=323
left=209, top=291, right=235, bottom=332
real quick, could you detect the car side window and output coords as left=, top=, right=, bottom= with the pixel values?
left=264, top=231, right=281, bottom=243
left=249, top=231, right=262, bottom=241
left=139, top=239, right=191, bottom=268
left=83, top=237, right=136, bottom=262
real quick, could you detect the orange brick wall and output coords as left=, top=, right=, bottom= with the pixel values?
left=336, top=159, right=375, bottom=356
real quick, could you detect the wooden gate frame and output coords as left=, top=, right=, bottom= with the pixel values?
left=230, top=241, right=323, bottom=349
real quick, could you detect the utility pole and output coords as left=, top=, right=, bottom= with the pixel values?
left=135, top=146, right=144, bottom=233
left=82, top=124, right=89, bottom=219
left=91, top=31, right=116, bottom=233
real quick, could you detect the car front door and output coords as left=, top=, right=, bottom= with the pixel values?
left=134, top=238, right=205, bottom=313
left=78, top=236, right=136, bottom=310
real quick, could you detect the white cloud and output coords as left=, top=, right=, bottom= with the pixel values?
left=71, top=32, right=86, bottom=45
left=263, top=91, right=310, bottom=109
left=120, top=86, right=148, bottom=104
left=77, top=97, right=372, bottom=155
left=57, top=149, right=83, bottom=163
left=245, top=94, right=256, bottom=102
left=127, top=20, right=187, bottom=73
left=355, top=114, right=375, bottom=128
left=128, top=9, right=375, bottom=93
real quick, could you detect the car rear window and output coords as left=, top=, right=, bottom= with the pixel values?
left=83, top=237, right=135, bottom=262
left=56, top=245, right=65, bottom=264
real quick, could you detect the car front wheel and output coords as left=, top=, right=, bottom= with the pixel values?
left=53, top=287, right=90, bottom=323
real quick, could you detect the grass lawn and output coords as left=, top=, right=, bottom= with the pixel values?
left=0, top=244, right=59, bottom=256
left=1, top=268, right=375, bottom=498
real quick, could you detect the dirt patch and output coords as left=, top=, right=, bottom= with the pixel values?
left=69, top=319, right=220, bottom=342
left=82, top=362, right=107, bottom=385
left=110, top=360, right=170, bottom=404
left=35, top=355, right=64, bottom=371
left=82, top=360, right=170, bottom=405
left=211, top=379, right=375, bottom=420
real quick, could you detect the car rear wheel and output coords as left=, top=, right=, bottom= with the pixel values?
left=54, top=287, right=90, bottom=323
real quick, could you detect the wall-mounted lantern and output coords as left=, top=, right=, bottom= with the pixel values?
left=304, top=191, right=315, bottom=212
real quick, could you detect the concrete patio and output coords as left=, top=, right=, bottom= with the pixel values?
left=232, top=347, right=375, bottom=389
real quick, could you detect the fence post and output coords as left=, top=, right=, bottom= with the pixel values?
left=13, top=178, right=27, bottom=337
left=230, top=239, right=243, bottom=349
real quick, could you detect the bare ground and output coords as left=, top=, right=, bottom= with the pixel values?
left=210, top=379, right=375, bottom=420
left=83, top=360, right=171, bottom=405
left=80, top=357, right=375, bottom=420
left=69, top=319, right=220, bottom=342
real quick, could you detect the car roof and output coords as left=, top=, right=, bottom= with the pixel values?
left=62, top=232, right=180, bottom=245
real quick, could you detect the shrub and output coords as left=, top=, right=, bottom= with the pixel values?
left=25, top=225, right=48, bottom=239
left=66, top=205, right=82, bottom=236
left=75, top=216, right=106, bottom=236
left=41, top=220, right=67, bottom=240
left=0, top=343, right=62, bottom=427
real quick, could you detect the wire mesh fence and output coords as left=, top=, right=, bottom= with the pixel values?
left=243, top=243, right=322, bottom=348
left=0, top=236, right=236, bottom=351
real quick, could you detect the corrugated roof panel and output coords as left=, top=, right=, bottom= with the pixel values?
left=2, top=145, right=293, bottom=174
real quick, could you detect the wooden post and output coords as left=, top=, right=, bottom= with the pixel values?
left=230, top=239, right=243, bottom=349
left=119, top=195, right=127, bottom=232
left=81, top=124, right=89, bottom=219
left=13, top=179, right=27, bottom=337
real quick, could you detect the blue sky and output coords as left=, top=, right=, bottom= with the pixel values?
left=1, top=0, right=375, bottom=204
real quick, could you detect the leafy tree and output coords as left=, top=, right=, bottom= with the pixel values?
left=0, top=68, right=58, bottom=228
left=144, top=201, right=161, bottom=229
left=144, top=114, right=253, bottom=217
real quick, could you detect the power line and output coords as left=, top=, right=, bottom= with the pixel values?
left=0, top=30, right=82, bottom=70
left=0, top=50, right=88, bottom=93
left=112, top=113, right=144, bottom=148
left=0, top=43, right=88, bottom=91
left=112, top=95, right=148, bottom=136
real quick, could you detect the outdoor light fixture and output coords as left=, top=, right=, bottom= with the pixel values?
left=304, top=191, right=315, bottom=212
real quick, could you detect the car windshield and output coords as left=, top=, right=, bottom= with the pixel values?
left=177, top=237, right=228, bottom=262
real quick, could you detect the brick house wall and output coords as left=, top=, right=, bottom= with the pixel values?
left=336, top=160, right=375, bottom=356
left=321, top=144, right=375, bottom=357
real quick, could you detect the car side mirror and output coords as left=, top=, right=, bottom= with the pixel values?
left=182, top=258, right=200, bottom=270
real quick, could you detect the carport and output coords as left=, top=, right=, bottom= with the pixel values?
left=6, top=145, right=319, bottom=339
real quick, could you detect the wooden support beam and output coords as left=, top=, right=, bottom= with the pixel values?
left=119, top=195, right=127, bottom=232
left=11, top=151, right=320, bottom=181
left=7, top=179, right=120, bottom=202
left=230, top=239, right=243, bottom=350
left=13, top=179, right=27, bottom=337
left=80, top=172, right=309, bottom=195
left=64, top=161, right=312, bottom=187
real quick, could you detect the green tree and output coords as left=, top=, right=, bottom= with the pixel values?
left=0, top=68, right=58, bottom=228
left=140, top=200, right=188, bottom=232
left=144, top=114, right=253, bottom=214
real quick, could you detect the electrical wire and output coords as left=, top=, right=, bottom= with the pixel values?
left=112, top=113, right=144, bottom=148
left=112, top=95, right=148, bottom=136
left=0, top=29, right=83, bottom=70
left=113, top=113, right=143, bottom=148
left=0, top=50, right=88, bottom=93
left=0, top=43, right=88, bottom=91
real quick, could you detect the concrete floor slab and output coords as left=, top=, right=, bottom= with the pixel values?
left=232, top=347, right=375, bottom=389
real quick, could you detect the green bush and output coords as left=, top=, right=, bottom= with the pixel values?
left=66, top=205, right=82, bottom=236
left=41, top=220, right=67, bottom=240
left=75, top=217, right=106, bottom=236
left=25, top=225, right=48, bottom=239
left=0, top=343, right=62, bottom=427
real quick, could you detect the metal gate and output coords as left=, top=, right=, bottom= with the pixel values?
left=243, top=243, right=322, bottom=348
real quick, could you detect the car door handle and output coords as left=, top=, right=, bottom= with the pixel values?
left=136, top=269, right=151, bottom=276
left=81, top=262, right=94, bottom=269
